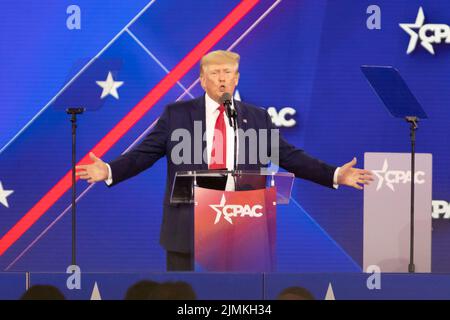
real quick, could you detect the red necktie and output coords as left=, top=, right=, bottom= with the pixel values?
left=209, top=104, right=227, bottom=169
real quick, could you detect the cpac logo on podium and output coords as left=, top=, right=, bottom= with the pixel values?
left=373, top=159, right=425, bottom=191
left=209, top=194, right=263, bottom=225
left=400, top=7, right=450, bottom=55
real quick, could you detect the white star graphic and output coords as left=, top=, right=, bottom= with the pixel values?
left=90, top=282, right=102, bottom=300
left=372, top=159, right=394, bottom=191
left=96, top=72, right=124, bottom=99
left=0, top=181, right=14, bottom=208
left=325, top=283, right=336, bottom=300
left=209, top=194, right=232, bottom=224
left=399, top=7, right=435, bottom=55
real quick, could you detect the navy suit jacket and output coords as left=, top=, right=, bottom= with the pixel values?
left=108, top=95, right=336, bottom=253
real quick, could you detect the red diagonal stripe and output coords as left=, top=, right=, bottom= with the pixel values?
left=0, top=0, right=259, bottom=256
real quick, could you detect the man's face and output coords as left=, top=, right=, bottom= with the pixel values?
left=200, top=63, right=239, bottom=103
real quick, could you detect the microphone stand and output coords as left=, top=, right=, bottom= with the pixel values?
left=406, top=116, right=418, bottom=273
left=225, top=102, right=238, bottom=186
left=66, top=107, right=85, bottom=267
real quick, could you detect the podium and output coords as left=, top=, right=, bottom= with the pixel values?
left=363, top=153, right=432, bottom=273
left=170, top=170, right=294, bottom=272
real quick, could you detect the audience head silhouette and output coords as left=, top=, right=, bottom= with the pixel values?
left=20, top=285, right=65, bottom=300
left=277, top=286, right=315, bottom=300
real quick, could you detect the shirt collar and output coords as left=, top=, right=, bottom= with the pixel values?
left=205, top=92, right=234, bottom=115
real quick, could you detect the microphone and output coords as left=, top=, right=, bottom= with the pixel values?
left=220, top=93, right=236, bottom=127
left=220, top=92, right=238, bottom=174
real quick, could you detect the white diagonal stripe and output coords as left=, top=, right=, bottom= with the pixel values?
left=125, top=28, right=194, bottom=98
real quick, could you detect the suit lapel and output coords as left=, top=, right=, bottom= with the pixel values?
left=234, top=99, right=247, bottom=131
left=233, top=99, right=248, bottom=171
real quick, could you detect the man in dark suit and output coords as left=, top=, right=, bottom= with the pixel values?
left=76, top=50, right=373, bottom=271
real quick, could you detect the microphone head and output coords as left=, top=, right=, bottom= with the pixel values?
left=219, top=92, right=232, bottom=106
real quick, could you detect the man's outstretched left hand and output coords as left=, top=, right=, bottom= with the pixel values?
left=337, top=157, right=374, bottom=190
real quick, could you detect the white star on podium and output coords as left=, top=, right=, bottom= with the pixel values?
left=372, top=159, right=394, bottom=191
left=210, top=194, right=230, bottom=224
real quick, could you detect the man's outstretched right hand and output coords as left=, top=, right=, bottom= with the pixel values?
left=76, top=152, right=109, bottom=183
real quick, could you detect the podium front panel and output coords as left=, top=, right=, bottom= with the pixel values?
left=363, top=152, right=432, bottom=272
left=194, top=186, right=277, bottom=272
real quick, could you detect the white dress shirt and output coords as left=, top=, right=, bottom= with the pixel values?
left=205, top=93, right=236, bottom=190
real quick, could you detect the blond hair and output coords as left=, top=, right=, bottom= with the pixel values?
left=200, top=50, right=240, bottom=75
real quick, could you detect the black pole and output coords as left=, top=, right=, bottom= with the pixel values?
left=224, top=99, right=238, bottom=182
left=66, top=107, right=84, bottom=266
left=231, top=108, right=238, bottom=172
left=229, top=105, right=238, bottom=179
left=406, top=116, right=418, bottom=273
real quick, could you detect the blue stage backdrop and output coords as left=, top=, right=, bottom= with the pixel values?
left=0, top=0, right=449, bottom=272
